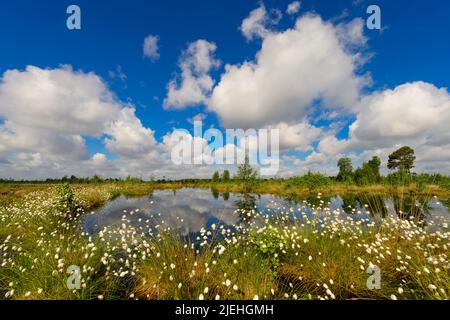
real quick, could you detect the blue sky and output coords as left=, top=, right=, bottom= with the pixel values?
left=0, top=0, right=449, bottom=179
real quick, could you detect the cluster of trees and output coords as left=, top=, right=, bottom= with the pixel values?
left=337, top=146, right=416, bottom=185
left=211, top=170, right=231, bottom=182
left=211, top=156, right=259, bottom=183
left=337, top=156, right=382, bottom=185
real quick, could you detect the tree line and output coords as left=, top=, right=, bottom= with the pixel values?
left=1, top=146, right=448, bottom=188
left=336, top=146, right=418, bottom=185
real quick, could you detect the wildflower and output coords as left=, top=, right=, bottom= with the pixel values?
left=390, top=294, right=397, bottom=300
left=233, top=285, right=238, bottom=291
left=178, top=283, right=182, bottom=289
left=225, top=279, right=231, bottom=287
left=98, top=295, right=104, bottom=300
left=170, top=263, right=176, bottom=269
left=119, top=271, right=128, bottom=277
left=398, top=287, right=404, bottom=294
left=253, top=295, right=259, bottom=300
left=428, top=284, right=437, bottom=290
left=5, top=290, right=14, bottom=298
left=215, top=294, right=220, bottom=300
left=199, top=294, right=204, bottom=300
left=204, top=287, right=209, bottom=294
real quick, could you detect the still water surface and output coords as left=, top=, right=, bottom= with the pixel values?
left=82, top=188, right=449, bottom=236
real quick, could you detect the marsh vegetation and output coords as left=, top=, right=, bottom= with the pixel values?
left=0, top=181, right=448, bottom=300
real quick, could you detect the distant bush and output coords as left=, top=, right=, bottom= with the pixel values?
left=287, top=172, right=332, bottom=190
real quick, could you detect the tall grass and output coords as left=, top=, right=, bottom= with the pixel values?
left=0, top=184, right=448, bottom=300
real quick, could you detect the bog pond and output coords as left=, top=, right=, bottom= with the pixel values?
left=82, top=188, right=449, bottom=237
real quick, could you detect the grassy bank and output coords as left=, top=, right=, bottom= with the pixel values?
left=0, top=183, right=448, bottom=300
left=1, top=179, right=449, bottom=207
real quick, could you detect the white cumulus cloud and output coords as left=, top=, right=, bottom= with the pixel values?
left=143, top=35, right=160, bottom=61
left=209, top=14, right=370, bottom=129
left=286, top=1, right=301, bottom=15
left=164, top=40, right=220, bottom=109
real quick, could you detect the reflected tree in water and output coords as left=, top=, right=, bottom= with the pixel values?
left=358, top=194, right=388, bottom=218
left=393, top=195, right=430, bottom=221
left=210, top=187, right=219, bottom=199
left=341, top=194, right=358, bottom=215
left=235, top=192, right=258, bottom=223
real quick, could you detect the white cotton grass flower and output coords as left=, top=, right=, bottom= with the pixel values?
left=253, top=294, right=259, bottom=300
left=215, top=294, right=220, bottom=300
left=225, top=279, right=231, bottom=287
left=398, top=287, right=404, bottom=294
left=390, top=294, right=397, bottom=300
left=199, top=293, right=204, bottom=300
left=98, top=295, right=104, bottom=300
left=5, top=290, right=14, bottom=298
left=178, top=283, right=182, bottom=289
left=233, top=284, right=238, bottom=291
left=428, top=284, right=437, bottom=290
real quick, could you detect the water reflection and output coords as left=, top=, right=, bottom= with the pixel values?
left=82, top=188, right=449, bottom=237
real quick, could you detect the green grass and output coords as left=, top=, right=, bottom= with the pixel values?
left=0, top=183, right=448, bottom=300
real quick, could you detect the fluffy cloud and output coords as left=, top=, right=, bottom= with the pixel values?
left=0, top=65, right=163, bottom=179
left=348, top=82, right=450, bottom=149
left=286, top=1, right=301, bottom=15
left=336, top=18, right=368, bottom=48
left=143, top=35, right=160, bottom=61
left=304, top=82, right=450, bottom=174
left=240, top=3, right=282, bottom=41
left=0, top=65, right=123, bottom=135
left=266, top=121, right=322, bottom=151
left=104, top=107, right=158, bottom=158
left=164, top=40, right=220, bottom=109
left=240, top=4, right=271, bottom=40
left=208, top=14, right=369, bottom=129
